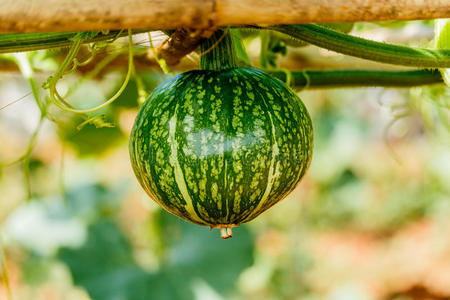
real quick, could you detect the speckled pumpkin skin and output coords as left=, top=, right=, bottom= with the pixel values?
left=129, top=67, right=313, bottom=227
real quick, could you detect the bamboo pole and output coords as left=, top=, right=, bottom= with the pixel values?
left=0, top=0, right=449, bottom=33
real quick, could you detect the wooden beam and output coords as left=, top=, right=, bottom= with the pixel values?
left=0, top=0, right=213, bottom=33
left=0, top=0, right=449, bottom=33
left=217, top=0, right=450, bottom=25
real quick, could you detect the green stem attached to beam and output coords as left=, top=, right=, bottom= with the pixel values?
left=200, top=29, right=239, bottom=71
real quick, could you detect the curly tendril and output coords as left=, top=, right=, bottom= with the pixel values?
left=45, top=29, right=134, bottom=114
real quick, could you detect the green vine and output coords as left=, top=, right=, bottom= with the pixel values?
left=268, top=69, right=443, bottom=89
left=0, top=29, right=148, bottom=54
left=268, top=24, right=450, bottom=68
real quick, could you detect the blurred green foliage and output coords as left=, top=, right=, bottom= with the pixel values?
left=0, top=20, right=449, bottom=300
left=9, top=183, right=254, bottom=300
left=58, top=116, right=124, bottom=157
left=59, top=212, right=254, bottom=300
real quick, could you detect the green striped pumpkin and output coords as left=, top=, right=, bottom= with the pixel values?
left=129, top=31, right=313, bottom=238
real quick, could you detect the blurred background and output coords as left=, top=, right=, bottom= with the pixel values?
left=0, top=21, right=449, bottom=300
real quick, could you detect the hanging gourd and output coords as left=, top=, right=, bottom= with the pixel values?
left=129, top=29, right=313, bottom=239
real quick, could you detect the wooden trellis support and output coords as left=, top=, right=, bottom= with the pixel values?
left=0, top=0, right=449, bottom=33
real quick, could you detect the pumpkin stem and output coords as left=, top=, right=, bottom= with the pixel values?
left=220, top=227, right=233, bottom=239
left=200, top=29, right=239, bottom=71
